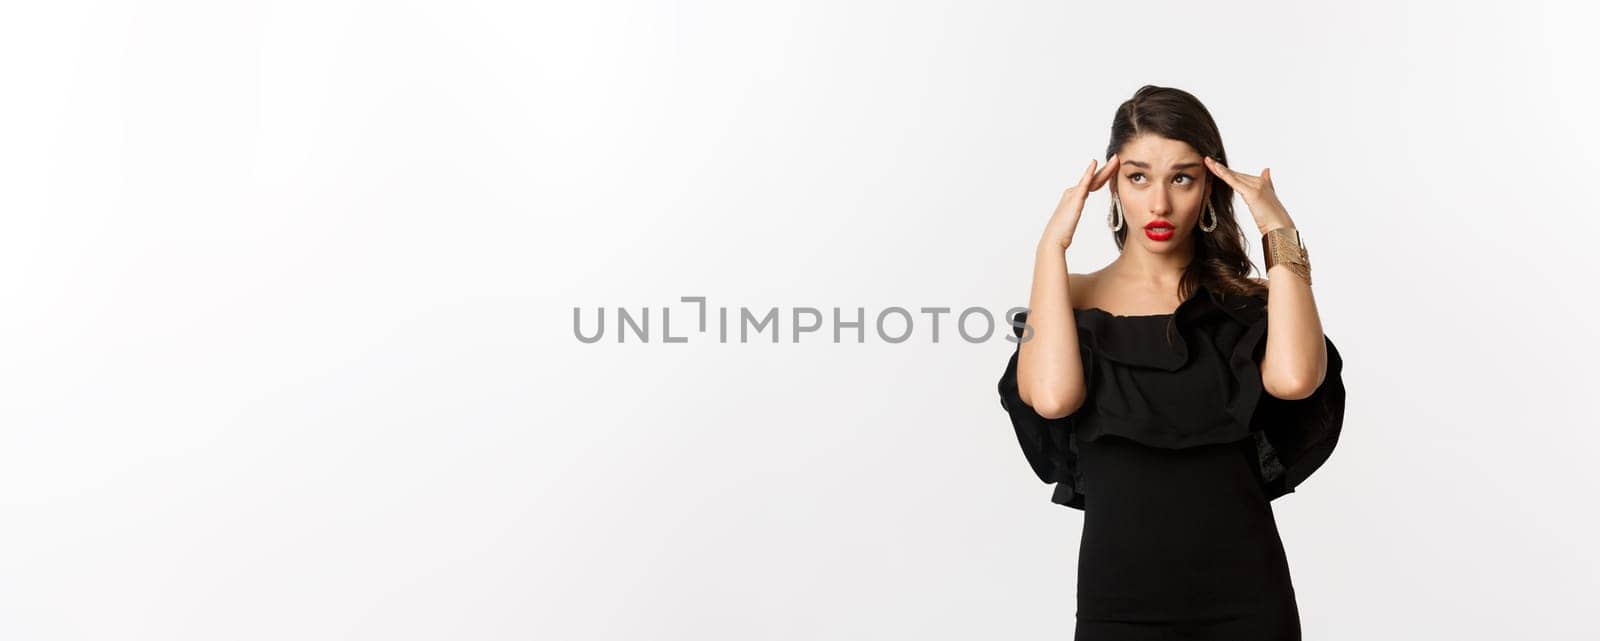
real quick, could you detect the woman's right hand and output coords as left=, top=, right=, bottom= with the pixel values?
left=1041, top=153, right=1120, bottom=250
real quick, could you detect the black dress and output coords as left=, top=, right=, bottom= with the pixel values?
left=996, top=283, right=1346, bottom=640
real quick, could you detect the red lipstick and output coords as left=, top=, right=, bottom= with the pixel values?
left=1144, top=220, right=1174, bottom=241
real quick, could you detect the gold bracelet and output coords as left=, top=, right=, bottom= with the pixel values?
left=1262, top=227, right=1312, bottom=286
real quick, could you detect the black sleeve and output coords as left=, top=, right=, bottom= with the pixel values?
left=996, top=310, right=1092, bottom=491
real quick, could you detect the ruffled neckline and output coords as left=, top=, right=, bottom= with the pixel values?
left=1072, top=283, right=1264, bottom=372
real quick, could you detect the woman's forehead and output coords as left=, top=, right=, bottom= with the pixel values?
left=1117, top=135, right=1203, bottom=170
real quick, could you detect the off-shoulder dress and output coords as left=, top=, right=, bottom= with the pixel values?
left=996, top=283, right=1346, bottom=639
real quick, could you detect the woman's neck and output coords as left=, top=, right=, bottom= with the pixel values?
left=1107, top=244, right=1195, bottom=290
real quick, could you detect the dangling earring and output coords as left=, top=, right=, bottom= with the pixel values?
left=1199, top=198, right=1218, bottom=232
left=1108, top=194, right=1125, bottom=231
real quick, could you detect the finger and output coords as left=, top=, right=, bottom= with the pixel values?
left=1204, top=155, right=1234, bottom=177
left=1217, top=157, right=1261, bottom=182
left=1076, top=159, right=1097, bottom=188
left=1067, top=159, right=1097, bottom=199
left=1204, top=156, right=1241, bottom=191
left=1089, top=153, right=1119, bottom=191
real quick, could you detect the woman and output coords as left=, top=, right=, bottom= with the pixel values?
left=997, top=85, right=1346, bottom=640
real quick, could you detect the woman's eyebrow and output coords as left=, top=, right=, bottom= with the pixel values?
left=1122, top=160, right=1202, bottom=170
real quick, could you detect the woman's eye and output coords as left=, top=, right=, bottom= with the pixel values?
left=1128, top=173, right=1194, bottom=184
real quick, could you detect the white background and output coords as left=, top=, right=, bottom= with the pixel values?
left=3, top=1, right=1597, bottom=639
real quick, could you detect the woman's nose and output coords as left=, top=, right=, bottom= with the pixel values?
left=1148, top=189, right=1170, bottom=214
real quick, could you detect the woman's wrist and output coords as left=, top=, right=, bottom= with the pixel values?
left=1262, top=226, right=1312, bottom=286
left=1038, top=237, right=1069, bottom=256
left=1255, top=209, right=1294, bottom=236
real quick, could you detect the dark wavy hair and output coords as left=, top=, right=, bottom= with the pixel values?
left=1104, top=85, right=1268, bottom=303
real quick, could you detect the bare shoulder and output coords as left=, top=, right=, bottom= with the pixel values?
left=1068, top=271, right=1102, bottom=310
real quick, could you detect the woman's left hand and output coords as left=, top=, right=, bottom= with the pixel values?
left=1203, top=156, right=1293, bottom=235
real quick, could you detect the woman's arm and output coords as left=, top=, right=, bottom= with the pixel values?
left=1016, top=157, right=1117, bottom=418
left=1201, top=157, right=1329, bottom=400
left=1017, top=243, right=1087, bottom=419
left=1256, top=221, right=1329, bottom=400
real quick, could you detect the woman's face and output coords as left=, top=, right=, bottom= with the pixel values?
left=1112, top=135, right=1211, bottom=252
